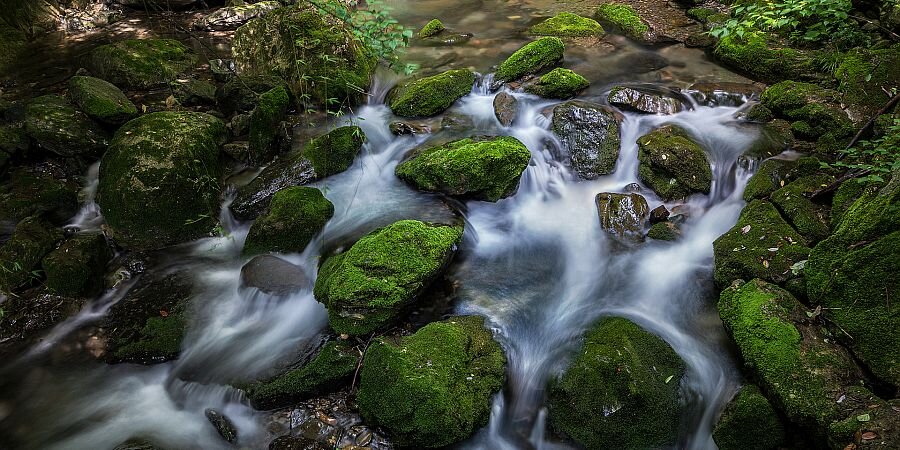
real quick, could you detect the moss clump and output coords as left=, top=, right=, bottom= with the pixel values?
left=829, top=179, right=866, bottom=228
left=0, top=169, right=78, bottom=225
left=98, top=112, right=227, bottom=251
left=357, top=315, right=505, bottom=448
left=594, top=3, right=649, bottom=40
left=712, top=200, right=810, bottom=288
left=0, top=216, right=63, bottom=293
left=712, top=385, right=785, bottom=450
left=529, top=12, right=605, bottom=37
left=300, top=126, right=365, bottom=177
left=494, top=37, right=565, bottom=83
left=551, top=100, right=620, bottom=179
left=42, top=233, right=112, bottom=297
left=247, top=341, right=360, bottom=409
left=114, top=312, right=186, bottom=362
left=745, top=104, right=774, bottom=123
left=68, top=76, right=137, bottom=125
left=548, top=317, right=685, bottom=449
left=833, top=44, right=900, bottom=112
left=637, top=125, right=713, bottom=200
left=314, top=220, right=463, bottom=335
left=713, top=32, right=815, bottom=83
left=248, top=85, right=290, bottom=165
left=242, top=186, right=334, bottom=256
left=216, top=75, right=289, bottom=115
left=686, top=7, right=717, bottom=23
left=524, top=67, right=589, bottom=99
left=418, top=18, right=445, bottom=38
left=84, top=39, right=197, bottom=89
left=23, top=95, right=109, bottom=157
left=647, top=221, right=678, bottom=241
left=388, top=69, right=475, bottom=118
left=395, top=136, right=531, bottom=202
left=770, top=175, right=832, bottom=243
left=743, top=158, right=798, bottom=201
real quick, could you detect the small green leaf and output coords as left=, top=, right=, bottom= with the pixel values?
left=857, top=414, right=871, bottom=422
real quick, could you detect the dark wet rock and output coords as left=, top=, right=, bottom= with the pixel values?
left=712, top=385, right=785, bottom=450
left=267, top=390, right=392, bottom=449
left=396, top=136, right=531, bottom=202
left=0, top=289, right=84, bottom=356
left=551, top=100, right=620, bottom=180
left=689, top=81, right=762, bottom=107
left=419, top=32, right=474, bottom=47
left=494, top=37, right=565, bottom=85
left=42, top=232, right=112, bottom=297
left=358, top=315, right=505, bottom=448
left=240, top=255, right=309, bottom=296
left=647, top=221, right=679, bottom=241
left=607, top=86, right=682, bottom=115
left=229, top=113, right=251, bottom=137
left=209, top=58, right=236, bottom=82
left=389, top=121, right=430, bottom=135
left=269, top=436, right=330, bottom=450
left=649, top=204, right=669, bottom=223
left=249, top=86, right=291, bottom=166
left=0, top=125, right=29, bottom=163
left=243, top=187, right=334, bottom=256
left=194, top=1, right=280, bottom=31
left=314, top=220, right=463, bottom=335
left=440, top=112, right=475, bottom=132
left=493, top=92, right=517, bottom=127
left=548, top=317, right=685, bottom=449
left=617, top=51, right=669, bottom=74
left=217, top=75, right=289, bottom=115
left=624, top=182, right=642, bottom=193
left=524, top=68, right=589, bottom=99
left=595, top=192, right=649, bottom=239
left=637, top=125, right=712, bottom=200
left=529, top=12, right=605, bottom=37
left=84, top=39, right=196, bottom=89
left=98, top=112, right=227, bottom=251
left=770, top=175, right=833, bottom=243
left=223, top=141, right=251, bottom=163
left=112, top=439, right=163, bottom=450
left=0, top=168, right=78, bottom=225
left=231, top=155, right=316, bottom=220
left=24, top=95, right=108, bottom=157
left=172, top=78, right=217, bottom=107
left=68, top=75, right=138, bottom=125
left=0, top=216, right=63, bottom=293
left=205, top=409, right=238, bottom=444
left=388, top=69, right=475, bottom=118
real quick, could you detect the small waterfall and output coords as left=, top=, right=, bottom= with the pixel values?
left=66, top=162, right=104, bottom=233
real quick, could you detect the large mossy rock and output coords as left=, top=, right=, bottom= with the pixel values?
left=743, top=158, right=798, bottom=201
left=98, top=112, right=227, bottom=251
left=84, top=39, right=196, bottom=89
left=0, top=216, right=63, bottom=293
left=42, top=233, right=112, bottom=297
left=770, top=174, right=832, bottom=243
left=593, top=3, right=650, bottom=42
left=194, top=0, right=281, bottom=31
left=551, top=100, right=620, bottom=179
left=712, top=384, right=785, bottom=450
left=232, top=3, right=376, bottom=108
left=718, top=279, right=862, bottom=434
left=524, top=68, right=589, bottom=99
left=494, top=37, right=565, bottom=84
left=388, top=69, right=475, bottom=118
left=713, top=200, right=810, bottom=288
left=299, top=125, right=365, bottom=178
left=216, top=75, right=289, bottom=115
left=242, top=186, right=334, bottom=256
left=24, top=95, right=109, bottom=157
left=0, top=168, right=77, bottom=225
left=833, top=44, right=900, bottom=113
left=759, top=81, right=854, bottom=142
left=396, top=136, right=530, bottom=202
left=68, top=75, right=138, bottom=125
left=712, top=32, right=815, bottom=83
left=637, top=125, right=712, bottom=200
left=529, top=12, right=605, bottom=37
left=547, top=317, right=685, bottom=449
left=357, top=315, right=505, bottom=448
left=313, top=220, right=463, bottom=335
left=248, top=85, right=290, bottom=165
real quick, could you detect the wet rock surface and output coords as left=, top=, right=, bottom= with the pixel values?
left=551, top=100, right=621, bottom=179
left=595, top=192, right=649, bottom=239
left=240, top=255, right=310, bottom=296
left=607, top=85, right=683, bottom=115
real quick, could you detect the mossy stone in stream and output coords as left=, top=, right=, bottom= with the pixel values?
left=68, top=75, right=138, bottom=125
left=299, top=125, right=366, bottom=177
left=357, top=315, right=505, bottom=448
left=529, top=12, right=605, bottom=37
left=0, top=168, right=78, bottom=225
left=248, top=85, right=290, bottom=165
left=418, top=18, right=445, bottom=38
left=0, top=216, right=63, bottom=294
left=23, top=95, right=109, bottom=157
left=742, top=158, right=798, bottom=201
left=647, top=221, right=679, bottom=241
left=313, top=220, right=463, bottom=336
left=593, top=3, right=649, bottom=41
left=246, top=341, right=359, bottom=409
left=98, top=111, right=226, bottom=251
left=760, top=81, right=854, bottom=143
left=829, top=178, right=866, bottom=228
left=551, top=100, right=621, bottom=180
left=42, top=233, right=112, bottom=297
left=494, top=37, right=565, bottom=83
left=712, top=384, right=785, bottom=450
left=547, top=317, right=685, bottom=449
left=388, top=69, right=475, bottom=118
left=769, top=174, right=833, bottom=243
left=637, top=125, right=712, bottom=200
left=84, top=39, right=196, bottom=89
left=216, top=75, right=289, bottom=115
left=524, top=68, right=589, bottom=99
left=395, top=136, right=531, bottom=202
left=712, top=32, right=815, bottom=83
left=833, top=44, right=900, bottom=113
left=242, top=186, right=334, bottom=256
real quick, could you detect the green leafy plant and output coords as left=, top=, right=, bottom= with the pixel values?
left=823, top=118, right=900, bottom=184
left=710, top=0, right=860, bottom=45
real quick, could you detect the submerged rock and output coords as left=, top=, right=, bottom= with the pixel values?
left=595, top=192, right=649, bottom=238
left=357, top=315, right=505, bottom=448
left=242, top=187, right=334, bottom=256
left=42, top=232, right=112, bottom=297
left=0, top=216, right=63, bottom=293
left=194, top=1, right=280, bottom=31
left=313, top=220, right=463, bottom=335
left=395, top=136, right=531, bottom=202
left=494, top=37, right=565, bottom=85
left=84, top=39, right=196, bottom=89
left=240, top=255, right=309, bottom=296
left=493, top=91, right=517, bottom=127
left=524, top=68, right=589, bottom=99
left=0, top=168, right=77, bottom=225
left=529, top=12, right=605, bottom=37
left=551, top=100, right=620, bottom=179
left=712, top=385, right=785, bottom=450
left=248, top=85, right=291, bottom=165
left=637, top=125, right=712, bottom=200
left=24, top=95, right=108, bottom=157
left=607, top=85, right=682, bottom=115
left=388, top=69, right=475, bottom=118
left=68, top=75, right=137, bottom=125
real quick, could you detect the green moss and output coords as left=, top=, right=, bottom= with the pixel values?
left=242, top=186, right=334, bottom=256
left=388, top=69, right=475, bottom=118
left=299, top=126, right=365, bottom=177
left=216, top=75, right=289, bottom=114
left=0, top=23, right=26, bottom=76
left=248, top=85, right=290, bottom=165
left=418, top=18, right=445, bottom=38
left=114, top=311, right=186, bottom=362
left=770, top=175, right=833, bottom=243
left=529, top=12, right=605, bottom=37
left=247, top=341, right=360, bottom=409
left=357, top=315, right=505, bottom=448
left=637, top=125, right=713, bottom=200
left=686, top=7, right=717, bottom=23
left=745, top=104, right=774, bottom=123
left=0, top=169, right=78, bottom=225
left=42, top=233, right=112, bottom=297
left=0, top=216, right=63, bottom=294
left=713, top=32, right=815, bottom=83
left=826, top=387, right=900, bottom=450
left=68, top=76, right=137, bottom=125
left=548, top=317, right=685, bottom=449
left=744, top=120, right=793, bottom=159
left=313, top=220, right=463, bottom=335
left=524, top=67, right=589, bottom=99
left=395, top=136, right=531, bottom=202
left=833, top=44, right=900, bottom=112
left=24, top=95, right=109, bottom=157
left=85, top=39, right=196, bottom=89
left=712, top=200, right=810, bottom=288
left=494, top=37, right=565, bottom=83
left=647, top=221, right=678, bottom=241
left=743, top=158, right=798, bottom=201
left=594, top=3, right=649, bottom=40
left=830, top=179, right=866, bottom=228
left=712, top=385, right=785, bottom=450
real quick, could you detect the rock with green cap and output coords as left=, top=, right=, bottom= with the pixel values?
left=637, top=125, right=712, bottom=200
left=68, top=75, right=138, bottom=125
left=524, top=68, right=589, bottom=99
left=24, top=95, right=109, bottom=157
left=388, top=69, right=475, bottom=118
left=529, top=12, right=605, bottom=37
left=84, top=39, right=197, bottom=89
left=494, top=37, right=565, bottom=84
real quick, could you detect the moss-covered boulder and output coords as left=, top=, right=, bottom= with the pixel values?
left=594, top=3, right=650, bottom=42
left=595, top=192, right=649, bottom=239
left=388, top=69, right=475, bottom=118
left=524, top=68, right=589, bottom=99
left=637, top=125, right=712, bottom=200
left=173, top=78, right=217, bottom=107
left=743, top=158, right=798, bottom=201
left=712, top=32, right=815, bottom=83
left=551, top=100, right=620, bottom=179
left=24, top=95, right=109, bottom=157
left=68, top=75, right=138, bottom=125
left=98, top=112, right=226, bottom=251
left=357, top=315, right=505, bottom=448
left=529, top=12, right=605, bottom=37
left=713, top=200, right=810, bottom=288
left=830, top=178, right=867, bottom=229
left=0, top=168, right=78, bottom=225
left=299, top=125, right=366, bottom=177
left=770, top=175, right=832, bottom=243
left=247, top=341, right=359, bottom=409
left=494, top=37, right=565, bottom=84
left=418, top=18, right=445, bottom=38
left=395, top=136, right=531, bottom=202
left=827, top=386, right=900, bottom=449
left=216, top=75, right=289, bottom=115
left=0, top=216, right=63, bottom=293
left=242, top=187, right=334, bottom=256
left=647, top=221, right=679, bottom=241
left=232, top=3, right=376, bottom=108
left=42, top=233, right=112, bottom=297
left=712, top=385, right=785, bottom=450
left=548, top=317, right=685, bottom=449
left=314, top=220, right=463, bottom=335
left=248, top=85, right=290, bottom=165
left=84, top=39, right=196, bottom=89
left=833, top=44, right=900, bottom=113
left=760, top=81, right=854, bottom=142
